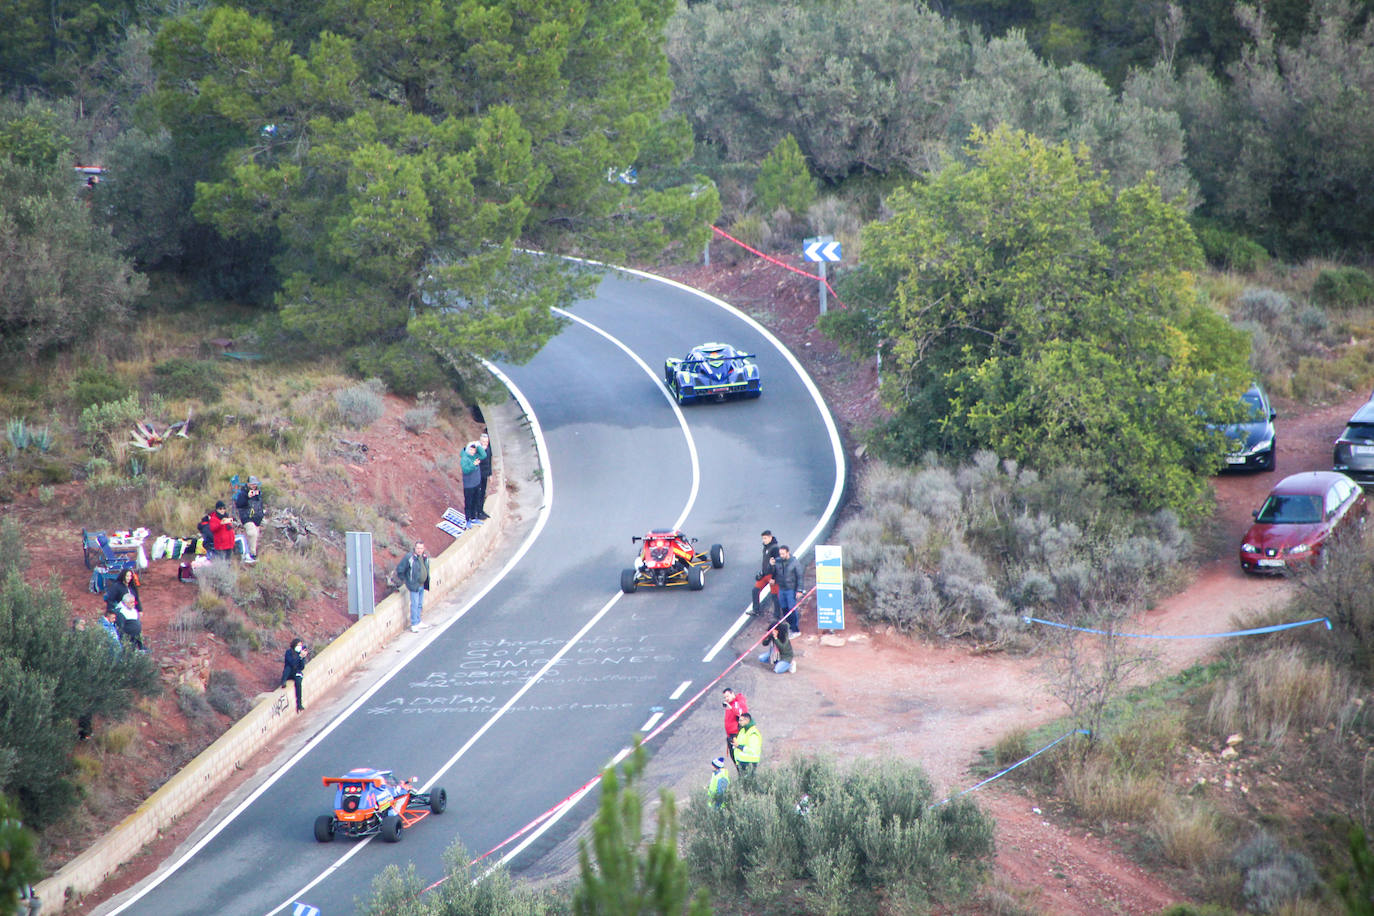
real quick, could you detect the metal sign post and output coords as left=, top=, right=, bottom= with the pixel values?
left=802, top=235, right=842, bottom=315
left=345, top=531, right=375, bottom=616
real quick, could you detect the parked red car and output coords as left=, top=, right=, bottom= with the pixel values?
left=1239, top=471, right=1366, bottom=574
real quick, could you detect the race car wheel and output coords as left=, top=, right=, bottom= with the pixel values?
left=620, top=568, right=638, bottom=593
left=709, top=544, right=725, bottom=568
left=429, top=787, right=447, bottom=814
left=688, top=566, right=705, bottom=590
left=314, top=815, right=335, bottom=843
left=381, top=814, right=403, bottom=843
left=675, top=385, right=692, bottom=406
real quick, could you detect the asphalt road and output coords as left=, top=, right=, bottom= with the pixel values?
left=100, top=267, right=844, bottom=916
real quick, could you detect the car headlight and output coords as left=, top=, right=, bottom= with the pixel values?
left=1247, top=437, right=1274, bottom=455
left=1241, top=542, right=1257, bottom=552
left=1288, top=543, right=1310, bottom=554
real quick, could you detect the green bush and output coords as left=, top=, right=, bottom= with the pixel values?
left=205, top=670, right=247, bottom=717
left=346, top=344, right=447, bottom=397
left=1234, top=831, right=1318, bottom=913
left=152, top=357, right=226, bottom=404
left=756, top=134, right=817, bottom=219
left=334, top=379, right=386, bottom=428
left=67, top=368, right=133, bottom=410
left=1312, top=266, right=1374, bottom=310
left=682, top=756, right=994, bottom=911
left=1194, top=222, right=1270, bottom=272
left=78, top=394, right=143, bottom=442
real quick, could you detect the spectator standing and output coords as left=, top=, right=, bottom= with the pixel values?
left=733, top=712, right=762, bottom=779
left=116, top=590, right=144, bottom=651
left=753, top=530, right=781, bottom=616
left=722, top=687, right=749, bottom=768
left=103, top=568, right=140, bottom=616
left=207, top=500, right=237, bottom=561
left=235, top=476, right=265, bottom=563
left=475, top=431, right=493, bottom=520
left=460, top=441, right=486, bottom=526
left=758, top=623, right=795, bottom=674
left=707, top=756, right=729, bottom=808
left=395, top=541, right=431, bottom=633
left=772, top=545, right=803, bottom=634
left=279, top=638, right=309, bottom=712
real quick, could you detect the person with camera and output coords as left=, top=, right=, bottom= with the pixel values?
left=235, top=476, right=265, bottom=563
left=460, top=440, right=487, bottom=526
left=280, top=638, right=309, bottom=712
left=721, top=687, right=749, bottom=769
left=206, top=500, right=238, bottom=561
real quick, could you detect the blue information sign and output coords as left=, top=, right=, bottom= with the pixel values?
left=814, top=545, right=844, bottom=630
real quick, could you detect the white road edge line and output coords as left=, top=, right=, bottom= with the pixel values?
left=106, top=363, right=551, bottom=916
left=640, top=712, right=664, bottom=732
left=597, top=267, right=846, bottom=662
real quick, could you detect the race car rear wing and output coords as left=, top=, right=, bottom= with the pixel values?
left=675, top=354, right=755, bottom=368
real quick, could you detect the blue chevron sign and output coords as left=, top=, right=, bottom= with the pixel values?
left=803, top=237, right=842, bottom=262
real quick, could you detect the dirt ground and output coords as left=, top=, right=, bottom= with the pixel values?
left=17, top=245, right=1373, bottom=915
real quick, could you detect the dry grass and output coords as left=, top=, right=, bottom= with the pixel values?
left=1206, top=647, right=1353, bottom=743
left=97, top=724, right=138, bottom=755
left=1061, top=757, right=1168, bottom=822
left=1151, top=797, right=1227, bottom=868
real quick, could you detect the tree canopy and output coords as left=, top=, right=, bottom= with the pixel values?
left=149, top=0, right=718, bottom=369
left=826, top=125, right=1250, bottom=516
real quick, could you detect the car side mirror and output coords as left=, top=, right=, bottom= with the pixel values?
left=1270, top=410, right=1277, bottom=420
left=1252, top=510, right=1259, bottom=520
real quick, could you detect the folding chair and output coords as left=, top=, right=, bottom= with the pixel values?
left=82, top=529, right=139, bottom=573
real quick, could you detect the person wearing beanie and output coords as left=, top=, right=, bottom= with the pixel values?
left=235, top=476, right=265, bottom=562
left=707, top=756, right=729, bottom=808
left=207, top=500, right=238, bottom=561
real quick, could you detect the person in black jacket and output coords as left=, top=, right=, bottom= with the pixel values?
left=772, top=545, right=803, bottom=634
left=280, top=638, right=309, bottom=712
left=235, top=476, right=265, bottom=563
left=752, top=530, right=781, bottom=616
left=103, top=568, right=140, bottom=616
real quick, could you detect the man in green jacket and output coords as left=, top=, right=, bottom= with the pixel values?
left=733, top=712, right=762, bottom=778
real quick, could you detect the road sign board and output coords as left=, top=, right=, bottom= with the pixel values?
left=814, top=544, right=844, bottom=630
left=803, top=238, right=842, bottom=262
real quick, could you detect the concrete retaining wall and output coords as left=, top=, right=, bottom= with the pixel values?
left=37, top=414, right=511, bottom=912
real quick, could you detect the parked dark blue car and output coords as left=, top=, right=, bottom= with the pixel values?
left=663, top=342, right=761, bottom=405
left=1216, top=383, right=1278, bottom=472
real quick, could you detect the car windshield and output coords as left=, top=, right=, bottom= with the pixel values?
left=1342, top=422, right=1374, bottom=441
left=1240, top=390, right=1268, bottom=421
left=1255, top=493, right=1323, bottom=525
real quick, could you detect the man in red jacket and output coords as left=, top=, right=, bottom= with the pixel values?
left=207, top=500, right=238, bottom=561
left=722, top=687, right=749, bottom=770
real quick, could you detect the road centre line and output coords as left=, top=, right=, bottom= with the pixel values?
left=640, top=712, right=664, bottom=732
left=669, top=680, right=691, bottom=700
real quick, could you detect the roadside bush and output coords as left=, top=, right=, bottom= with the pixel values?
left=1312, top=266, right=1374, bottom=310
left=347, top=344, right=447, bottom=397
left=78, top=394, right=143, bottom=443
left=175, top=683, right=216, bottom=725
left=1152, top=797, right=1226, bottom=868
left=402, top=403, right=438, bottom=434
left=838, top=456, right=1189, bottom=645
left=682, top=756, right=994, bottom=911
left=205, top=670, right=248, bottom=717
left=1234, top=831, right=1318, bottom=913
left=151, top=357, right=226, bottom=404
left=241, top=552, right=312, bottom=623
left=334, top=379, right=386, bottom=428
left=195, top=559, right=239, bottom=598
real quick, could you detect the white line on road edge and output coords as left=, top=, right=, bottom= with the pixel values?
left=640, top=712, right=664, bottom=732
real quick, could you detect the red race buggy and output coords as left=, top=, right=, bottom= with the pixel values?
left=620, top=528, right=724, bottom=593
left=314, top=767, right=446, bottom=843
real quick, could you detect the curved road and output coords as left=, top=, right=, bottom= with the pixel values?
left=100, top=267, right=843, bottom=916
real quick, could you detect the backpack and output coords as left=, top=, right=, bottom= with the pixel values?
left=198, top=514, right=214, bottom=545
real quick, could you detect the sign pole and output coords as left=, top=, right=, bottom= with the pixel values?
left=817, top=260, right=828, bottom=315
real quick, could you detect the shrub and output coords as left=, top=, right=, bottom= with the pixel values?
left=346, top=344, right=447, bottom=397
left=756, top=134, right=817, bottom=220
left=195, top=559, right=239, bottom=598
left=152, top=357, right=226, bottom=404
left=1312, top=266, right=1374, bottom=310
left=78, top=394, right=143, bottom=443
left=242, top=552, right=312, bottom=622
left=67, top=369, right=134, bottom=410
left=334, top=379, right=386, bottom=428
left=402, top=404, right=437, bottom=434
left=1194, top=222, right=1270, bottom=272
left=1152, top=797, right=1225, bottom=868
left=175, top=683, right=215, bottom=724
left=97, top=724, right=138, bottom=755
left=205, top=670, right=247, bottom=717
left=1234, top=831, right=1318, bottom=913
left=1060, top=758, right=1166, bottom=822
left=682, top=756, right=994, bottom=910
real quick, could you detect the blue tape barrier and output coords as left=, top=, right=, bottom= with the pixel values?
left=1021, top=615, right=1332, bottom=640
left=930, top=728, right=1091, bottom=809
